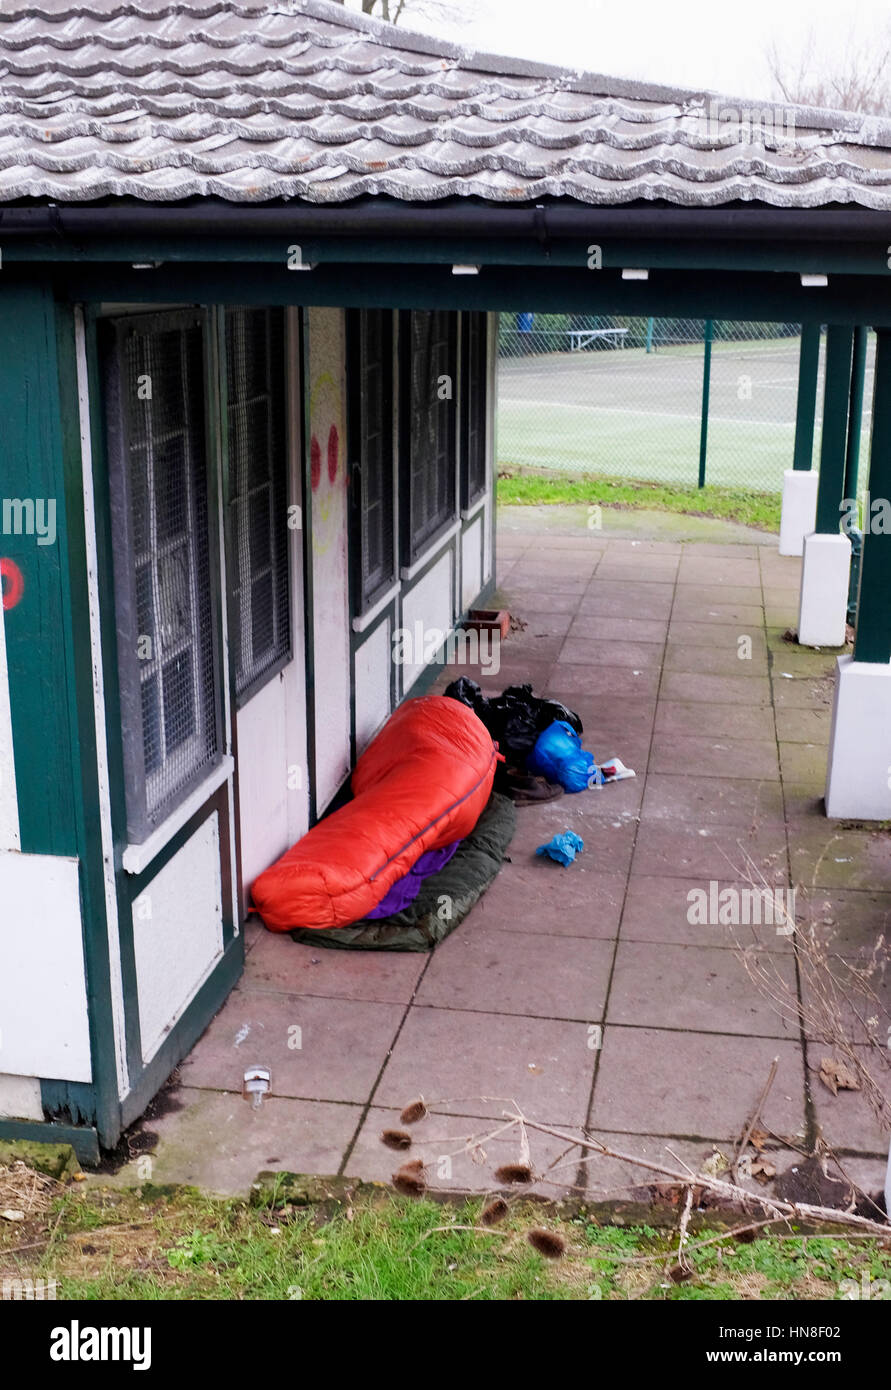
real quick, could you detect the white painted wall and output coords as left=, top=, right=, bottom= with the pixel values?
left=308, top=307, right=352, bottom=810
left=401, top=550, right=454, bottom=692
left=461, top=516, right=483, bottom=612
left=355, top=617, right=392, bottom=751
left=133, top=813, right=225, bottom=1064
left=0, top=851, right=92, bottom=1083
left=235, top=309, right=309, bottom=914
left=0, top=599, right=19, bottom=852
left=0, top=1074, right=42, bottom=1122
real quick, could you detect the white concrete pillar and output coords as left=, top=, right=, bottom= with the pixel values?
left=778, top=469, right=819, bottom=557
left=825, top=655, right=891, bottom=819
left=797, top=532, right=851, bottom=648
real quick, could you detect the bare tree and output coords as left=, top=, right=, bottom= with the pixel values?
left=766, top=25, right=891, bottom=116
left=329, top=0, right=476, bottom=28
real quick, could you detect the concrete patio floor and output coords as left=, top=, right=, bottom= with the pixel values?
left=112, top=508, right=891, bottom=1201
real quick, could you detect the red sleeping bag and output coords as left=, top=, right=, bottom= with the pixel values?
left=251, top=695, right=498, bottom=930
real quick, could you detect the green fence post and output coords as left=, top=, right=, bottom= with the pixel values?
left=853, top=328, right=891, bottom=664
left=814, top=325, right=854, bottom=533
left=844, top=326, right=868, bottom=504
left=844, top=326, right=868, bottom=620
left=698, top=318, right=713, bottom=488
left=792, top=324, right=821, bottom=471
left=645, top=316, right=655, bottom=353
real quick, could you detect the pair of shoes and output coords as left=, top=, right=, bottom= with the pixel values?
left=502, top=769, right=564, bottom=805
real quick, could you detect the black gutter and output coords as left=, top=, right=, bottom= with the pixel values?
left=1, top=201, right=890, bottom=242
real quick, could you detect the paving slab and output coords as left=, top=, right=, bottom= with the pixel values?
left=544, top=663, right=660, bottom=699
left=607, top=941, right=798, bottom=1038
left=119, top=1088, right=361, bottom=1196
left=631, top=820, right=789, bottom=883
left=557, top=637, right=664, bottom=667
left=619, top=874, right=793, bottom=951
left=642, top=773, right=785, bottom=824
left=568, top=614, right=668, bottom=643
left=180, top=989, right=403, bottom=1103
left=660, top=671, right=772, bottom=706
left=374, top=1006, right=597, bottom=1126
left=415, top=923, right=613, bottom=1021
left=474, top=863, right=627, bottom=939
left=788, top=821, right=891, bottom=891
left=668, top=621, right=768, bottom=652
left=663, top=643, right=769, bottom=678
left=649, top=733, right=779, bottom=781
left=347, top=1105, right=581, bottom=1197
left=590, top=1028, right=807, bottom=1141
left=807, top=1046, right=889, bottom=1154
left=242, top=930, right=426, bottom=1005
left=655, top=699, right=776, bottom=739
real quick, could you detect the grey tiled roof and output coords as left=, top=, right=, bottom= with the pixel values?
left=1, top=0, right=891, bottom=208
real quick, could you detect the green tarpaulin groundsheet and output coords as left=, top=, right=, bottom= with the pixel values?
left=287, top=792, right=516, bottom=951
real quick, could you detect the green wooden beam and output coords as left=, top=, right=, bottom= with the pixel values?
left=814, top=326, right=854, bottom=534
left=4, top=233, right=891, bottom=280
left=792, top=324, right=821, bottom=471
left=853, top=328, right=891, bottom=663
left=18, top=261, right=890, bottom=327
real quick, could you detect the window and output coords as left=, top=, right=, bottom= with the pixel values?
left=404, top=309, right=457, bottom=563
left=103, top=311, right=221, bottom=843
left=224, top=307, right=291, bottom=703
left=462, top=311, right=488, bottom=508
left=349, top=309, right=396, bottom=613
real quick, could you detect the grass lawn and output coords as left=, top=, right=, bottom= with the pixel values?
left=3, top=1178, right=891, bottom=1301
left=497, top=471, right=783, bottom=532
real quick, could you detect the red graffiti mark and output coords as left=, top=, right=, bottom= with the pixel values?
left=327, top=424, right=339, bottom=484
left=0, top=557, right=24, bottom=611
left=310, top=434, right=321, bottom=492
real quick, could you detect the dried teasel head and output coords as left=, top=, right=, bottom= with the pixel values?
left=494, top=1162, right=533, bottom=1185
left=399, top=1098, right=428, bottom=1125
left=527, top=1228, right=566, bottom=1259
left=480, top=1196, right=509, bottom=1226
left=392, top=1159, right=427, bottom=1198
left=380, top=1128, right=412, bottom=1151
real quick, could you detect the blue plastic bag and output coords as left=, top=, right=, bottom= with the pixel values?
left=527, top=720, right=598, bottom=793
left=535, top=831, right=585, bottom=866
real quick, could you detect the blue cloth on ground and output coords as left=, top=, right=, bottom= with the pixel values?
left=535, top=831, right=585, bottom=866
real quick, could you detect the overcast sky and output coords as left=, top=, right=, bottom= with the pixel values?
left=376, top=0, right=890, bottom=102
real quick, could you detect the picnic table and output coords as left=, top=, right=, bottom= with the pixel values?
left=568, top=326, right=629, bottom=350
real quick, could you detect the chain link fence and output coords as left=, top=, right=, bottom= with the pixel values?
left=497, top=315, right=874, bottom=494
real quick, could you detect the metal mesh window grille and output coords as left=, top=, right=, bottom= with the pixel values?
left=408, top=309, right=457, bottom=561
left=224, top=307, right=291, bottom=703
left=463, top=311, right=488, bottom=507
left=356, top=309, right=396, bottom=611
left=105, top=312, right=220, bottom=843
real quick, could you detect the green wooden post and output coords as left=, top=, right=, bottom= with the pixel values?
left=814, top=325, right=854, bottom=534
left=698, top=318, right=713, bottom=488
left=844, top=325, right=868, bottom=504
left=792, top=324, right=821, bottom=471
left=844, top=326, right=868, bottom=620
left=853, top=328, right=891, bottom=663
